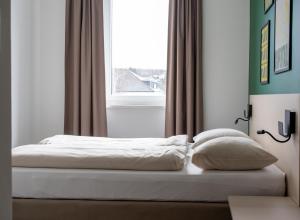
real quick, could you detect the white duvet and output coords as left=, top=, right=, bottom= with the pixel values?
left=12, top=135, right=188, bottom=171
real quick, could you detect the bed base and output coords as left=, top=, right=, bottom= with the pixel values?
left=13, top=199, right=232, bottom=220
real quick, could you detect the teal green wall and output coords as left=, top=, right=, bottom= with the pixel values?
left=249, top=0, right=300, bottom=94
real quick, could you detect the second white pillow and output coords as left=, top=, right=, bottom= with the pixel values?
left=192, top=128, right=249, bottom=149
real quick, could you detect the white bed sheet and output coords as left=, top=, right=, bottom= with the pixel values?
left=12, top=160, right=285, bottom=202
left=12, top=135, right=188, bottom=171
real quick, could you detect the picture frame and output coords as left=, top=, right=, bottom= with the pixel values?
left=264, top=0, right=274, bottom=13
left=274, top=0, right=292, bottom=74
left=260, top=21, right=270, bottom=85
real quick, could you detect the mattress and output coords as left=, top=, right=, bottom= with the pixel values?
left=12, top=161, right=286, bottom=202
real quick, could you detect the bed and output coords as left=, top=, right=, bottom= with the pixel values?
left=12, top=163, right=285, bottom=202
left=12, top=165, right=285, bottom=220
left=11, top=135, right=287, bottom=220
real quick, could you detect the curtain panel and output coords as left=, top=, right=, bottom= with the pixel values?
left=165, top=0, right=203, bottom=142
left=65, top=0, right=107, bottom=137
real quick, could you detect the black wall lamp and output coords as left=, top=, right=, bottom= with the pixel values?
left=257, top=110, right=296, bottom=143
left=235, top=104, right=252, bottom=125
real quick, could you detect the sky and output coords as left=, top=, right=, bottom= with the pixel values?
left=112, top=0, right=169, bottom=70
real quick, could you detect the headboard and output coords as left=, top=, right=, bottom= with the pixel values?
left=249, top=94, right=300, bottom=206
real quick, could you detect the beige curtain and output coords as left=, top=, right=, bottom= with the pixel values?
left=165, top=0, right=203, bottom=142
left=65, top=0, right=107, bottom=137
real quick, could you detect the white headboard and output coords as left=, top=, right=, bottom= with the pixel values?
left=249, top=94, right=300, bottom=206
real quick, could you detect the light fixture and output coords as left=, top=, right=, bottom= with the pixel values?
left=257, top=110, right=296, bottom=143
left=235, top=104, right=252, bottom=125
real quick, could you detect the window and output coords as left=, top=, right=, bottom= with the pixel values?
left=104, top=0, right=169, bottom=106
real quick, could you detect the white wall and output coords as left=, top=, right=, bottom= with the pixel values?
left=0, top=0, right=12, bottom=218
left=107, top=106, right=165, bottom=138
left=11, top=0, right=65, bottom=147
left=12, top=0, right=250, bottom=146
left=11, top=0, right=35, bottom=147
left=203, top=0, right=250, bottom=132
left=31, top=0, right=65, bottom=142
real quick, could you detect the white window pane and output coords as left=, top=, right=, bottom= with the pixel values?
left=111, top=0, right=169, bottom=95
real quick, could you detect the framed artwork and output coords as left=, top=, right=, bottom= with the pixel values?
left=275, top=0, right=292, bottom=74
left=261, top=21, right=270, bottom=84
left=264, top=0, right=274, bottom=13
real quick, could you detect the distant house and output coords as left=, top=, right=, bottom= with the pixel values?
left=113, top=68, right=166, bottom=93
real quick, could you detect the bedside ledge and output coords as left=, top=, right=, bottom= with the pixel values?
left=229, top=196, right=300, bottom=220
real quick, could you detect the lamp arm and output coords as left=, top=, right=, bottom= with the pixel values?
left=257, top=130, right=291, bottom=143
left=235, top=117, right=249, bottom=125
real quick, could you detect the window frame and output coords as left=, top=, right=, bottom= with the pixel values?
left=103, top=0, right=167, bottom=107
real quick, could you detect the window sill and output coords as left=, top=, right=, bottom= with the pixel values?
left=107, top=105, right=166, bottom=110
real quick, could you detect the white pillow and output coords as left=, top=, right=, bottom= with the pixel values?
left=192, top=136, right=278, bottom=170
left=192, top=128, right=249, bottom=149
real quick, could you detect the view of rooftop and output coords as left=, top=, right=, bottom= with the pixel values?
left=112, top=68, right=166, bottom=93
